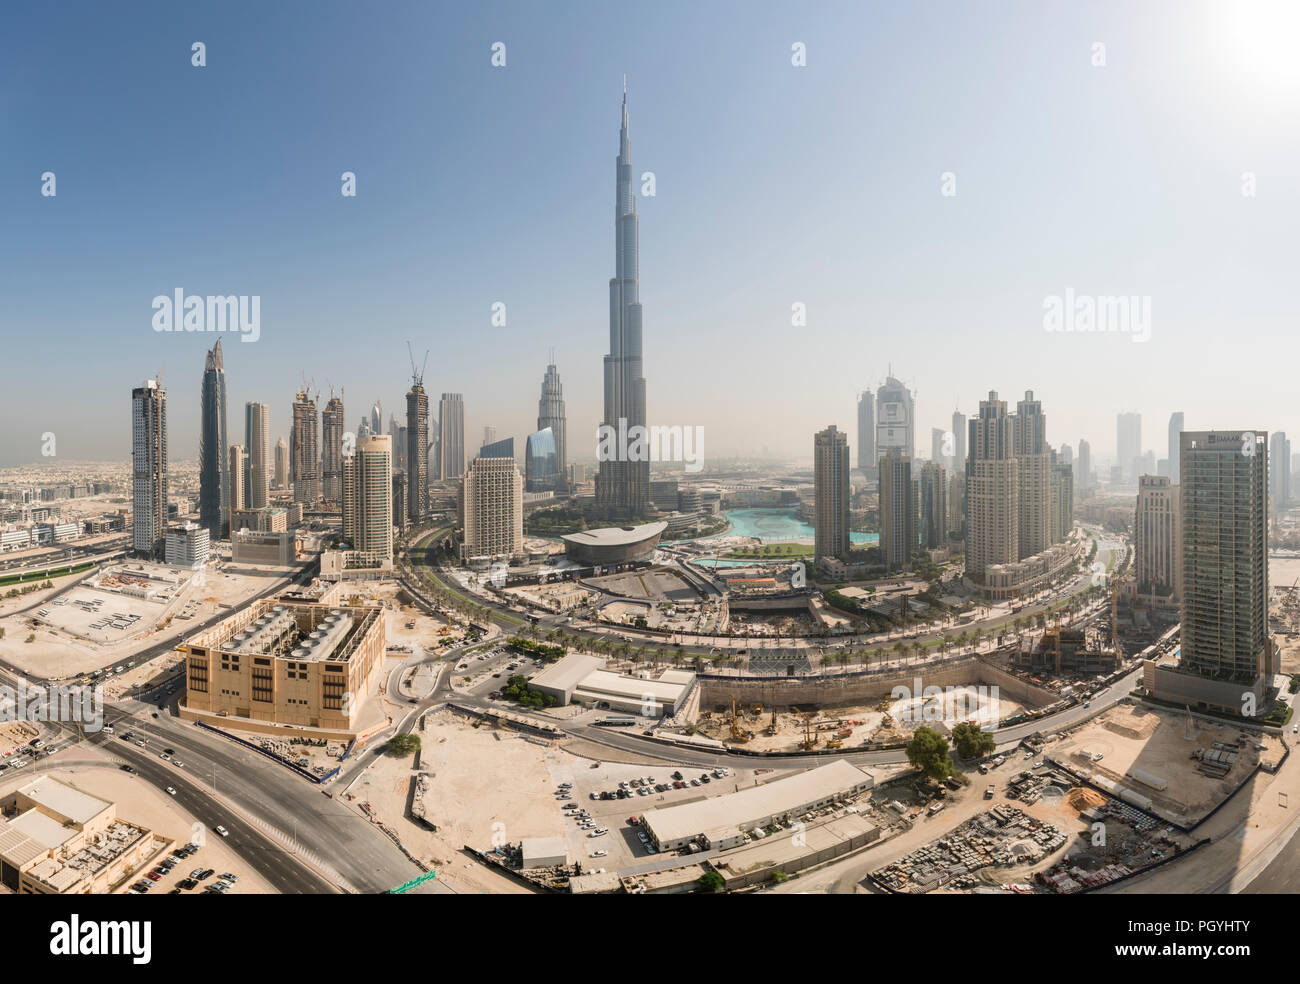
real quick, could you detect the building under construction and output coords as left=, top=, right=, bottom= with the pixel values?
left=1014, top=625, right=1119, bottom=675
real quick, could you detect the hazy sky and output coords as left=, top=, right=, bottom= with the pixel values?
left=2, top=0, right=1298, bottom=469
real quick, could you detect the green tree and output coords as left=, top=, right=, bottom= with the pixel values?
left=950, top=722, right=996, bottom=759
left=385, top=733, right=421, bottom=757
left=905, top=726, right=956, bottom=780
left=697, top=871, right=725, bottom=893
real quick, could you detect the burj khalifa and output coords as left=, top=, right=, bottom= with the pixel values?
left=596, top=84, right=650, bottom=520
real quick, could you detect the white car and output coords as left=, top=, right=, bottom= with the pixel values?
left=165, top=787, right=177, bottom=796
left=215, top=825, right=229, bottom=837
left=588, top=830, right=607, bottom=838
left=589, top=849, right=608, bottom=858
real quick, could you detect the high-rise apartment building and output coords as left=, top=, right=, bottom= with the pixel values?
left=525, top=428, right=559, bottom=492
left=537, top=361, right=567, bottom=490
left=274, top=437, right=289, bottom=490
left=952, top=409, right=966, bottom=473
left=406, top=381, right=429, bottom=522
left=1135, top=475, right=1181, bottom=604
left=911, top=461, right=945, bottom=555
left=1014, top=391, right=1051, bottom=559
left=879, top=450, right=917, bottom=571
left=460, top=456, right=524, bottom=561
left=1049, top=453, right=1074, bottom=544
left=342, top=434, right=393, bottom=560
left=228, top=445, right=247, bottom=514
left=857, top=391, right=875, bottom=474
left=438, top=393, right=465, bottom=481
left=392, top=471, right=407, bottom=530
left=1117, top=412, right=1141, bottom=482
left=966, top=392, right=1018, bottom=583
left=321, top=395, right=345, bottom=503
left=875, top=375, right=915, bottom=466
left=813, top=425, right=850, bottom=566
left=244, top=402, right=269, bottom=509
left=596, top=88, right=650, bottom=521
left=198, top=340, right=228, bottom=541
left=1078, top=439, right=1092, bottom=492
left=132, top=380, right=168, bottom=558
left=291, top=390, right=320, bottom=505
left=1156, top=430, right=1269, bottom=713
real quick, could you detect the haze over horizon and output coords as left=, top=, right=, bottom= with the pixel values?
left=3, top=0, right=1298, bottom=469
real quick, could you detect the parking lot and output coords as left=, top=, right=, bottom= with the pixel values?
left=454, top=645, right=547, bottom=698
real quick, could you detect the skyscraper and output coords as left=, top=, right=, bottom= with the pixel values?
left=1078, top=439, right=1092, bottom=492
left=274, top=436, right=289, bottom=490
left=245, top=401, right=270, bottom=509
left=1117, top=412, right=1141, bottom=482
left=1135, top=475, right=1181, bottom=604
left=460, top=455, right=524, bottom=561
left=966, top=392, right=1018, bottom=584
left=1167, top=411, right=1184, bottom=484
left=1270, top=431, right=1290, bottom=512
left=406, top=378, right=428, bottom=522
left=438, top=393, right=466, bottom=481
left=919, top=461, right=947, bottom=551
left=857, top=391, right=875, bottom=474
left=291, top=389, right=320, bottom=505
left=875, top=375, right=915, bottom=466
left=878, top=449, right=914, bottom=569
left=596, top=86, right=650, bottom=521
left=952, top=409, right=967, bottom=474
left=1013, top=391, right=1051, bottom=560
left=321, top=394, right=345, bottom=503
left=132, top=379, right=168, bottom=558
left=813, top=425, right=850, bottom=566
left=198, top=340, right=228, bottom=540
left=228, top=445, right=247, bottom=514
left=525, top=428, right=559, bottom=492
left=1166, top=430, right=1269, bottom=712
left=342, top=434, right=393, bottom=560
left=537, top=361, right=567, bottom=490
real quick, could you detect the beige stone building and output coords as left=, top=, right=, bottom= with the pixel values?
left=181, top=598, right=385, bottom=732
left=460, top=456, right=523, bottom=561
left=1135, top=474, right=1181, bottom=607
left=0, top=777, right=155, bottom=895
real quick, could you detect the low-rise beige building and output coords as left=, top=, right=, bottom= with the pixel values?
left=181, top=598, right=385, bottom=732
left=0, top=777, right=155, bottom=895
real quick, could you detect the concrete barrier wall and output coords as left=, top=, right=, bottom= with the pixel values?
left=698, top=656, right=1055, bottom=712
left=721, top=826, right=882, bottom=890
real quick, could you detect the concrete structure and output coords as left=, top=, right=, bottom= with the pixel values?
left=228, top=444, right=246, bottom=514
left=231, top=529, right=297, bottom=565
left=529, top=652, right=695, bottom=715
left=1167, top=411, right=1183, bottom=486
left=406, top=380, right=429, bottom=521
left=245, top=401, right=270, bottom=509
left=438, top=392, right=465, bottom=481
left=131, top=379, right=168, bottom=558
left=1135, top=475, right=1181, bottom=606
left=274, top=436, right=288, bottom=490
left=857, top=390, right=874, bottom=473
left=1117, top=412, right=1142, bottom=483
left=814, top=424, right=851, bottom=567
left=596, top=87, right=651, bottom=522
left=1078, top=438, right=1092, bottom=492
left=875, top=375, right=915, bottom=465
left=0, top=778, right=154, bottom=895
left=919, top=461, right=947, bottom=550
left=1169, top=430, right=1270, bottom=711
left=321, top=394, right=345, bottom=503
left=1271, top=431, right=1291, bottom=514
left=1014, top=391, right=1051, bottom=559
left=291, top=389, right=320, bottom=505
left=231, top=506, right=288, bottom=533
left=561, top=520, right=666, bottom=566
left=639, top=760, right=874, bottom=852
left=182, top=598, right=386, bottom=731
left=879, top=449, right=916, bottom=570
left=342, top=434, right=393, bottom=560
left=320, top=549, right=394, bottom=581
left=460, top=456, right=523, bottom=561
left=520, top=836, right=568, bottom=869
left=198, top=339, right=229, bottom=541
left=537, top=361, right=567, bottom=490
left=966, top=391, right=1017, bottom=585
left=164, top=521, right=210, bottom=568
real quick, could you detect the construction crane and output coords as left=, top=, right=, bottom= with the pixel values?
left=407, top=341, right=429, bottom=390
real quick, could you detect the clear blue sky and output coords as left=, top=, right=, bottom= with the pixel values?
left=2, top=0, right=1298, bottom=469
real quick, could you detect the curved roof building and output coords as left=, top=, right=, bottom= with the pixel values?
left=561, top=520, right=666, bottom=565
